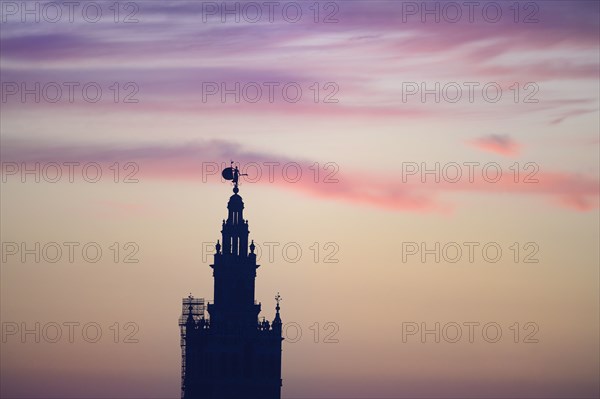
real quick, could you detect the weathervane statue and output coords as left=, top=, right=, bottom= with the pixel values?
left=221, top=161, right=247, bottom=193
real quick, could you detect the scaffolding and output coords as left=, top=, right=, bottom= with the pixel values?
left=179, top=296, right=205, bottom=398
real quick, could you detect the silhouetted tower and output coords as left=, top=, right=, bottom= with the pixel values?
left=180, top=163, right=283, bottom=399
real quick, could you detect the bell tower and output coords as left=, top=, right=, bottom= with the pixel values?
left=179, top=162, right=283, bottom=399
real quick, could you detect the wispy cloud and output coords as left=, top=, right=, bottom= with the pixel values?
left=1, top=1, right=598, bottom=123
left=550, top=108, right=599, bottom=125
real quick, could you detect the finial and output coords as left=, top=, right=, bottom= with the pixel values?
left=273, top=292, right=282, bottom=325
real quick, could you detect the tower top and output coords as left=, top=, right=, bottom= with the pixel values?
left=274, top=292, right=282, bottom=325
left=221, top=161, right=247, bottom=194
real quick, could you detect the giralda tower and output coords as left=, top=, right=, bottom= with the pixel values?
left=179, top=164, right=283, bottom=399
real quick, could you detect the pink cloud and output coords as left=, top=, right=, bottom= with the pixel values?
left=469, top=135, right=521, bottom=157
left=2, top=139, right=598, bottom=213
left=560, top=195, right=598, bottom=211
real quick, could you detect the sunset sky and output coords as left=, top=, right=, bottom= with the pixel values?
left=1, top=1, right=599, bottom=398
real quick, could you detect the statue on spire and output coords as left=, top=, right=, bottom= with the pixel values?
left=221, top=161, right=248, bottom=194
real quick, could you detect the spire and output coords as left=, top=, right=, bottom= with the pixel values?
left=273, top=292, right=282, bottom=325
left=209, top=167, right=261, bottom=332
